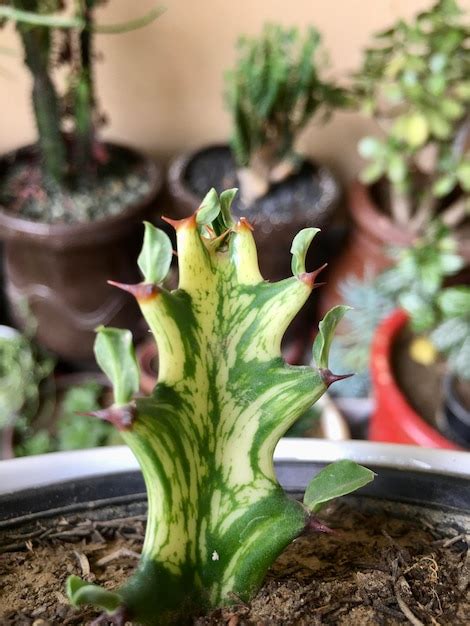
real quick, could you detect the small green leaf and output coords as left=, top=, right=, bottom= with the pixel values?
left=387, top=155, right=406, bottom=183
left=440, top=98, right=464, bottom=120
left=290, top=228, right=320, bottom=275
left=456, top=161, right=470, bottom=191
left=66, top=575, right=122, bottom=613
left=360, top=161, right=384, bottom=184
left=196, top=188, right=221, bottom=226
left=94, top=327, right=139, bottom=406
left=432, top=175, right=456, bottom=197
left=219, top=188, right=238, bottom=228
left=358, top=137, right=382, bottom=159
left=303, top=460, right=375, bottom=513
left=393, top=113, right=429, bottom=148
left=312, top=305, right=351, bottom=370
left=137, top=222, right=172, bottom=284
left=437, top=287, right=470, bottom=318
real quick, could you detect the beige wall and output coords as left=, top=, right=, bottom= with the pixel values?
left=1, top=0, right=469, bottom=182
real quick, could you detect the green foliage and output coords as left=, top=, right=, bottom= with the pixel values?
left=355, top=0, right=470, bottom=230
left=138, top=222, right=173, bottom=285
left=290, top=227, right=320, bottom=275
left=94, top=327, right=139, bottom=406
left=67, top=189, right=373, bottom=624
left=333, top=221, right=469, bottom=390
left=304, top=460, right=375, bottom=513
left=0, top=328, right=54, bottom=430
left=225, top=24, right=347, bottom=179
left=56, top=382, right=116, bottom=450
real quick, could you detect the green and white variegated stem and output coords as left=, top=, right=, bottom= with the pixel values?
left=68, top=190, right=374, bottom=625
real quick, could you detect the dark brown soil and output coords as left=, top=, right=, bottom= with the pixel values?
left=0, top=145, right=152, bottom=224
left=1, top=499, right=468, bottom=625
left=184, top=146, right=338, bottom=233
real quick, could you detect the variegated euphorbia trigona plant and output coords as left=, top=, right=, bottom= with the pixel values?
left=66, top=188, right=374, bottom=625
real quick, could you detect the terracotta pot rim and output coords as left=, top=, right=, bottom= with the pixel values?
left=0, top=141, right=163, bottom=249
left=168, top=142, right=340, bottom=217
left=347, top=180, right=414, bottom=248
left=370, top=308, right=461, bottom=450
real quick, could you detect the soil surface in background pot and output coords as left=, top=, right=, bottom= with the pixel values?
left=0, top=144, right=153, bottom=224
left=392, top=327, right=468, bottom=448
left=184, top=146, right=336, bottom=234
left=1, top=499, right=468, bottom=625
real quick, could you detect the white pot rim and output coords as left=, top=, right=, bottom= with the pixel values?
left=0, top=439, right=469, bottom=496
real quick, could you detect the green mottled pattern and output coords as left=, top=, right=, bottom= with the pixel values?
left=117, top=218, right=326, bottom=624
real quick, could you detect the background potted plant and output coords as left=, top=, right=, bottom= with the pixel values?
left=0, top=321, right=118, bottom=459
left=331, top=222, right=469, bottom=448
left=0, top=1, right=164, bottom=362
left=369, top=228, right=470, bottom=448
left=169, top=23, right=346, bottom=282
left=321, top=0, right=470, bottom=314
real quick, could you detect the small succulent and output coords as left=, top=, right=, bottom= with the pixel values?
left=225, top=24, right=347, bottom=204
left=355, top=0, right=470, bottom=233
left=66, top=189, right=374, bottom=625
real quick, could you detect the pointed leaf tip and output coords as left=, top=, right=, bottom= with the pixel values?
left=303, top=460, right=376, bottom=513
left=76, top=406, right=136, bottom=431
left=299, top=263, right=328, bottom=288
left=161, top=214, right=196, bottom=230
left=313, top=305, right=351, bottom=370
left=319, top=369, right=354, bottom=388
left=137, top=222, right=172, bottom=284
left=291, top=228, right=321, bottom=276
left=94, top=327, right=139, bottom=406
left=107, top=280, right=159, bottom=302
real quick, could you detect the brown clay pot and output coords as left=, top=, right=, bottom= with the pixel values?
left=319, top=180, right=414, bottom=317
left=168, top=144, right=341, bottom=282
left=0, top=143, right=163, bottom=363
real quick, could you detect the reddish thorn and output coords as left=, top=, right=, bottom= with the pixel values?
left=107, top=280, right=159, bottom=302
left=77, top=405, right=136, bottom=432
left=319, top=368, right=354, bottom=388
left=299, top=263, right=328, bottom=288
left=161, top=213, right=196, bottom=230
left=237, top=217, right=254, bottom=231
left=305, top=514, right=335, bottom=534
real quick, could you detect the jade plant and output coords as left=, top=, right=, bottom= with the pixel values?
left=66, top=189, right=374, bottom=625
left=0, top=1, right=161, bottom=212
left=225, top=24, right=347, bottom=204
left=355, top=0, right=470, bottom=233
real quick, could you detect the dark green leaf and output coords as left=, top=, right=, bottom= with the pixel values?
left=219, top=188, right=238, bottom=228
left=304, top=460, right=375, bottom=513
left=66, top=576, right=122, bottom=613
left=312, top=305, right=351, bottom=369
left=197, top=188, right=221, bottom=226
left=290, top=228, right=320, bottom=275
left=94, top=327, right=139, bottom=406
left=137, top=222, right=172, bottom=284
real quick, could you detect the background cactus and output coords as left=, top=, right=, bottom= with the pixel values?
left=67, top=189, right=374, bottom=625
left=0, top=1, right=162, bottom=189
left=224, top=24, right=347, bottom=203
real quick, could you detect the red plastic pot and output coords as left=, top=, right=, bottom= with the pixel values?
left=369, top=309, right=462, bottom=450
